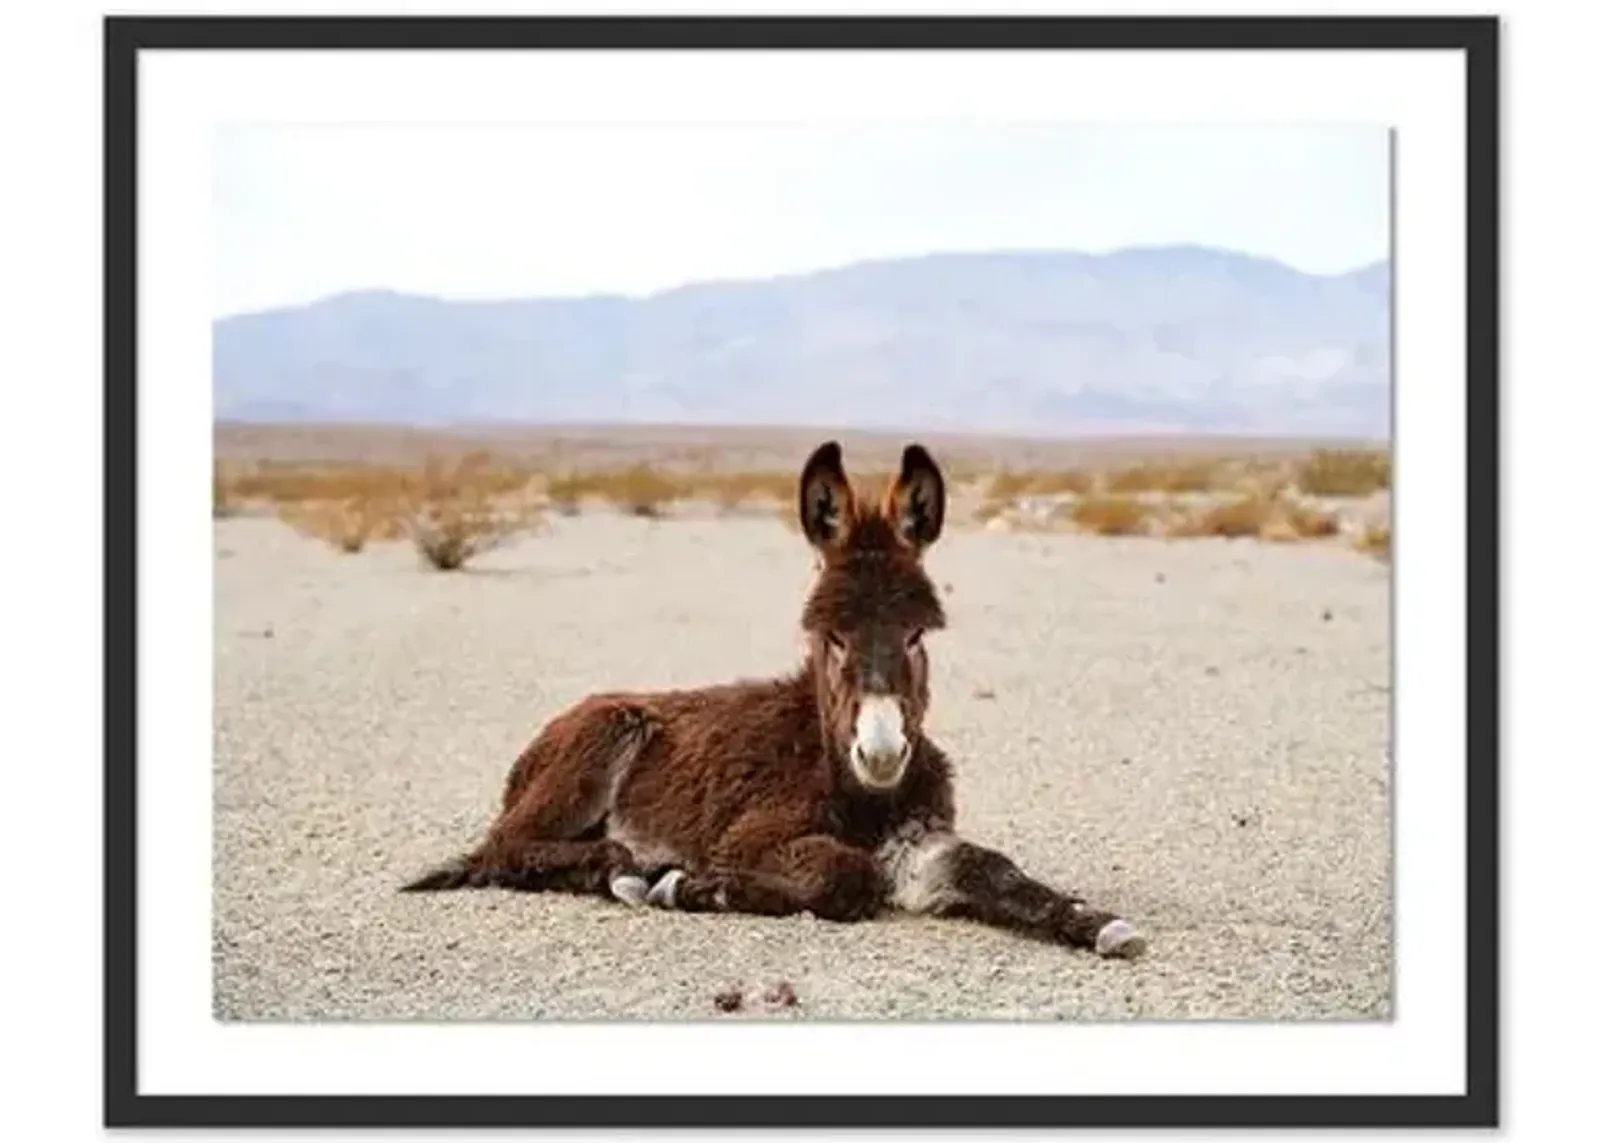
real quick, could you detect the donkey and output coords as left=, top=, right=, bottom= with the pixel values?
left=402, top=440, right=1146, bottom=958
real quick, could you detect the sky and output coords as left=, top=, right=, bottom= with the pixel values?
left=213, top=122, right=1391, bottom=318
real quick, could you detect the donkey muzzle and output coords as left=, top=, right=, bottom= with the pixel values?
left=850, top=695, right=911, bottom=788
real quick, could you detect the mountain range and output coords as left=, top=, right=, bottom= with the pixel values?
left=213, top=246, right=1391, bottom=439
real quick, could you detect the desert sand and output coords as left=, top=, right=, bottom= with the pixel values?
left=213, top=508, right=1391, bottom=1022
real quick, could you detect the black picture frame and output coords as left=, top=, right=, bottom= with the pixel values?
left=104, top=13, right=1500, bottom=1129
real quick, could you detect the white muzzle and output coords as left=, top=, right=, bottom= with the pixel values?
left=850, top=695, right=911, bottom=789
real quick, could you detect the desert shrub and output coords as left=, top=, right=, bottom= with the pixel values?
left=280, top=499, right=384, bottom=553
left=365, top=508, right=408, bottom=541
left=1285, top=501, right=1342, bottom=539
left=1250, top=495, right=1343, bottom=543
left=1296, top=449, right=1391, bottom=497
left=1237, top=465, right=1294, bottom=502
left=1104, top=458, right=1227, bottom=495
left=986, top=467, right=1094, bottom=500
left=227, top=450, right=540, bottom=511
left=595, top=463, right=683, bottom=518
left=1030, top=468, right=1095, bottom=496
left=1069, top=495, right=1151, bottom=536
left=213, top=466, right=242, bottom=518
left=1355, top=524, right=1392, bottom=562
left=1170, top=495, right=1273, bottom=539
left=451, top=449, right=542, bottom=499
left=225, top=462, right=385, bottom=505
left=405, top=500, right=535, bottom=570
left=986, top=469, right=1033, bottom=501
left=698, top=470, right=793, bottom=514
left=704, top=474, right=751, bottom=513
left=402, top=453, right=543, bottom=570
left=545, top=472, right=592, bottom=516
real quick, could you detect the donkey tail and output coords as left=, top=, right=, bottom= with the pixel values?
left=399, top=854, right=475, bottom=892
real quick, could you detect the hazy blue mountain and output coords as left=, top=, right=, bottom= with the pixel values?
left=213, top=246, right=1391, bottom=438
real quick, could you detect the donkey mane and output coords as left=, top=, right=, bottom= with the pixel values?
left=402, top=440, right=1146, bottom=960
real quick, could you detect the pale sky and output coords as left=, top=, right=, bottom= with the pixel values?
left=213, top=122, right=1390, bottom=318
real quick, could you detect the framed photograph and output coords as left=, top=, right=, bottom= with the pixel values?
left=106, top=12, right=1499, bottom=1129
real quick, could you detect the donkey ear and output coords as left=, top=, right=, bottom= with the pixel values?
left=797, top=440, right=857, bottom=550
left=884, top=443, right=946, bottom=552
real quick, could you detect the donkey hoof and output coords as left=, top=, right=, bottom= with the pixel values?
left=610, top=874, right=651, bottom=906
left=1095, top=919, right=1147, bottom=959
left=645, top=869, right=687, bottom=909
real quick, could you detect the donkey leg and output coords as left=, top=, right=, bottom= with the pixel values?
left=460, top=838, right=645, bottom=894
left=402, top=838, right=643, bottom=894
left=495, top=696, right=656, bottom=831
left=401, top=698, right=654, bottom=892
left=639, top=835, right=886, bottom=923
left=879, top=823, right=1146, bottom=958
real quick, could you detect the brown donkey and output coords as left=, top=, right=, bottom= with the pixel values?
left=403, top=441, right=1146, bottom=958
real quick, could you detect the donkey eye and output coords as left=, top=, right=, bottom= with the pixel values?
left=906, top=629, right=925, bottom=649
left=826, top=633, right=848, bottom=655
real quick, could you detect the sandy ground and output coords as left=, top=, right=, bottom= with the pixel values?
left=213, top=510, right=1392, bottom=1022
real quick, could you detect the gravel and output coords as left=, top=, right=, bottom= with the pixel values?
left=214, top=512, right=1391, bottom=1022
